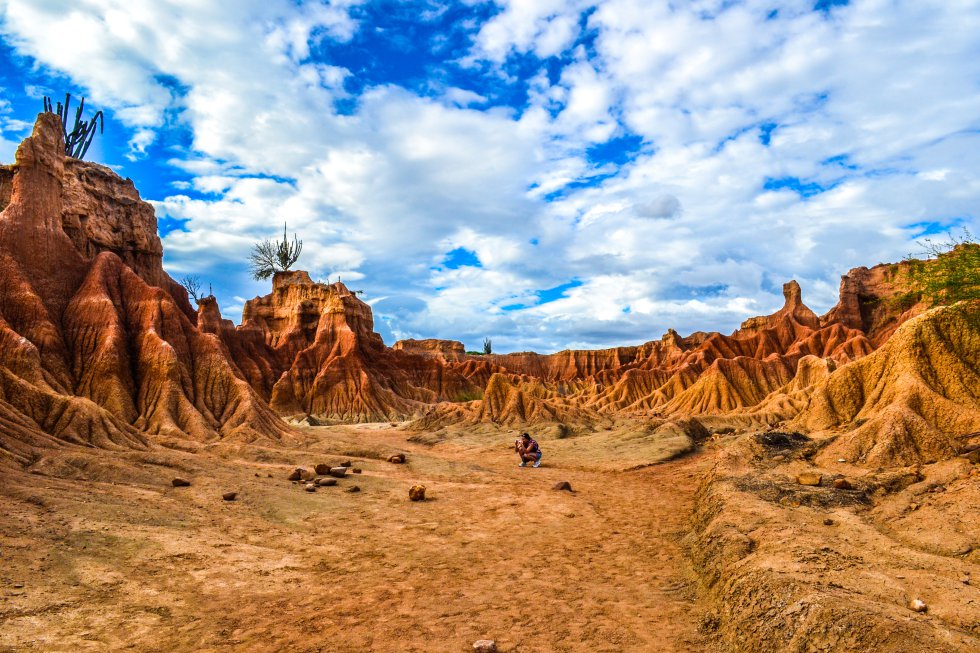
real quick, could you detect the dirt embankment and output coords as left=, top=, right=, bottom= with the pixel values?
left=689, top=430, right=980, bottom=652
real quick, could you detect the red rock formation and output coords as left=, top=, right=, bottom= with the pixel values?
left=0, top=114, right=289, bottom=465
left=393, top=338, right=465, bottom=360
left=2, top=112, right=972, bottom=463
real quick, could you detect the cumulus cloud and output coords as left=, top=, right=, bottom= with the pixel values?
left=2, top=0, right=979, bottom=353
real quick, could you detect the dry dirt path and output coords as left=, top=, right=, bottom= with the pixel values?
left=0, top=425, right=709, bottom=652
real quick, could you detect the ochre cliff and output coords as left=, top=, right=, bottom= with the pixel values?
left=0, top=114, right=288, bottom=467
left=1, top=113, right=976, bottom=470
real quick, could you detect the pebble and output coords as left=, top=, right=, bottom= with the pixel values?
left=388, top=453, right=406, bottom=464
left=314, top=463, right=331, bottom=475
left=328, top=467, right=348, bottom=478
left=287, top=468, right=305, bottom=481
left=823, top=518, right=834, bottom=526
left=962, top=576, right=971, bottom=585
left=352, top=468, right=362, bottom=474
left=346, top=486, right=361, bottom=493
left=305, top=484, right=316, bottom=492
left=771, top=454, right=785, bottom=462
left=316, top=478, right=337, bottom=487
left=222, top=492, right=237, bottom=501
left=340, top=461, right=352, bottom=468
left=171, top=478, right=191, bottom=487
left=553, top=481, right=573, bottom=492
left=832, top=478, right=852, bottom=490
left=796, top=472, right=822, bottom=486
left=409, top=485, right=426, bottom=502
left=909, top=599, right=928, bottom=613
left=837, top=458, right=846, bottom=463
left=473, top=640, right=497, bottom=653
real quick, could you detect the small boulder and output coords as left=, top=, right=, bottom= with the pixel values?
left=823, top=518, right=835, bottom=526
left=772, top=454, right=786, bottom=462
left=409, top=485, right=426, bottom=501
left=222, top=492, right=237, bottom=501
left=305, top=483, right=317, bottom=492
left=314, top=463, right=331, bottom=475
left=316, top=478, right=337, bottom=487
left=340, top=461, right=353, bottom=468
left=171, top=478, right=191, bottom=487
left=909, top=598, right=928, bottom=613
left=346, top=485, right=361, bottom=493
left=473, top=640, right=497, bottom=653
left=553, top=481, right=573, bottom=492
left=832, top=478, right=852, bottom=490
left=352, top=468, right=362, bottom=474
left=796, top=472, right=822, bottom=486
left=287, top=468, right=305, bottom=481
left=301, top=469, right=317, bottom=481
left=328, top=467, right=348, bottom=478
left=388, top=453, right=406, bottom=464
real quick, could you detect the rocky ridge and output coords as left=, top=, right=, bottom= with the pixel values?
left=1, top=113, right=978, bottom=473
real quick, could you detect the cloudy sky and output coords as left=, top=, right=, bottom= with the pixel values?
left=1, top=0, right=978, bottom=352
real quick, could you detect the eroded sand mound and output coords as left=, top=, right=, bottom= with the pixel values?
left=797, top=301, right=980, bottom=466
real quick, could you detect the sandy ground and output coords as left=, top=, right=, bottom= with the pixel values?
left=0, top=424, right=709, bottom=652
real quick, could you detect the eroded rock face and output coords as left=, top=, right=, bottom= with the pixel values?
left=2, top=113, right=974, bottom=467
left=0, top=114, right=289, bottom=465
left=393, top=338, right=465, bottom=359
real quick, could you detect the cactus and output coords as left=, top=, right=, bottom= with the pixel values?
left=42, top=93, right=104, bottom=160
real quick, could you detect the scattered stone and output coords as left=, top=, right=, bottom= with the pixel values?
left=472, top=640, right=497, bottom=653
left=346, top=486, right=361, bottom=493
left=909, top=502, right=919, bottom=511
left=171, top=478, right=191, bottom=487
left=287, top=468, right=305, bottom=481
left=301, top=469, right=317, bottom=481
left=553, top=481, right=573, bottom=492
left=832, top=478, right=852, bottom=490
left=314, top=463, right=331, bottom=475
left=837, top=458, right=847, bottom=463
left=771, top=455, right=786, bottom=462
left=340, top=461, right=352, bottom=468
left=409, top=485, right=426, bottom=501
left=909, top=599, right=928, bottom=613
left=388, top=453, right=406, bottom=464
left=961, top=576, right=971, bottom=585
left=823, top=518, right=835, bottom=526
left=305, top=483, right=317, bottom=492
left=352, top=468, right=362, bottom=474
left=12, top=582, right=24, bottom=589
left=329, top=467, right=348, bottom=478
left=796, top=472, right=822, bottom=486
left=254, top=473, right=260, bottom=477
left=267, top=473, right=272, bottom=478
left=222, top=492, right=237, bottom=501
left=316, top=478, right=337, bottom=487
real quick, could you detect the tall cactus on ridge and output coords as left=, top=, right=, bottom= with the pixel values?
left=42, top=93, right=104, bottom=160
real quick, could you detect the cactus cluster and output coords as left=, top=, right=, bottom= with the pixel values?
left=42, top=93, right=104, bottom=160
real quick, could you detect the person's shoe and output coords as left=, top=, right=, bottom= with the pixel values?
left=519, top=462, right=527, bottom=467
left=532, top=460, right=541, bottom=468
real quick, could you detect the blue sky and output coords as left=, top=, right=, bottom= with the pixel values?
left=1, top=0, right=978, bottom=352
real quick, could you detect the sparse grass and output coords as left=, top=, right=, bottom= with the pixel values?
left=452, top=388, right=484, bottom=402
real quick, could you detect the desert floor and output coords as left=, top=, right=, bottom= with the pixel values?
left=0, top=424, right=709, bottom=652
